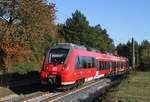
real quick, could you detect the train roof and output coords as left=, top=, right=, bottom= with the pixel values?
left=52, top=43, right=100, bottom=53
left=51, top=43, right=128, bottom=60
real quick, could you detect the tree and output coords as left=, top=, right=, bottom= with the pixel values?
left=117, top=40, right=139, bottom=67
left=139, top=40, right=150, bottom=71
left=58, top=10, right=116, bottom=54
left=0, top=0, right=56, bottom=71
left=59, top=10, right=90, bottom=45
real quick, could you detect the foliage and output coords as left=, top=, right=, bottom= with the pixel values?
left=58, top=10, right=116, bottom=54
left=0, top=0, right=57, bottom=72
left=96, top=71, right=150, bottom=102
left=139, top=40, right=150, bottom=71
left=117, top=39, right=150, bottom=71
left=9, top=58, right=43, bottom=74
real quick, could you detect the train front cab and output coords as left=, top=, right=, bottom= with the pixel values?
left=40, top=47, right=74, bottom=86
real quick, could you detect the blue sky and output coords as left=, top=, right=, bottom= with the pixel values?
left=48, top=0, right=150, bottom=45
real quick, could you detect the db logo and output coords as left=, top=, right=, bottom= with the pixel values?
left=53, top=67, right=57, bottom=71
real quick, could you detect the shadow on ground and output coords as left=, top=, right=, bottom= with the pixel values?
left=0, top=71, right=51, bottom=95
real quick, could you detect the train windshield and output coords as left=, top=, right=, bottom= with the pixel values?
left=47, top=49, right=69, bottom=65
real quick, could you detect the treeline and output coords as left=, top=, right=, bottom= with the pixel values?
left=117, top=40, right=150, bottom=71
left=57, top=10, right=116, bottom=53
left=0, top=0, right=115, bottom=74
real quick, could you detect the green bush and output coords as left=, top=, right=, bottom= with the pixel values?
left=9, top=55, right=43, bottom=75
left=139, top=56, right=150, bottom=71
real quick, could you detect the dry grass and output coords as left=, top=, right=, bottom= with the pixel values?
left=0, top=87, right=16, bottom=98
left=97, top=71, right=150, bottom=102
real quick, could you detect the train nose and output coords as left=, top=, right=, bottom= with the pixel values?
left=48, top=75, right=61, bottom=85
left=47, top=64, right=64, bottom=72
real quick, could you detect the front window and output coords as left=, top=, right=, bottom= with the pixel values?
left=47, top=49, right=69, bottom=66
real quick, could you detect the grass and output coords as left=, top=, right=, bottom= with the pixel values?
left=0, top=88, right=15, bottom=98
left=97, top=71, right=150, bottom=102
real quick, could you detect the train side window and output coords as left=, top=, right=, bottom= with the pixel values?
left=103, top=62, right=105, bottom=70
left=79, top=56, right=86, bottom=69
left=108, top=61, right=110, bottom=69
left=100, top=61, right=102, bottom=70
left=126, top=62, right=127, bottom=67
left=102, top=61, right=104, bottom=70
left=101, top=61, right=104, bottom=70
left=105, top=62, right=107, bottom=69
left=97, top=61, right=101, bottom=70
left=110, top=61, right=113, bottom=69
left=117, top=62, right=119, bottom=67
left=108, top=62, right=110, bottom=69
left=87, top=56, right=90, bottom=68
left=102, top=62, right=104, bottom=70
left=102, top=61, right=105, bottom=70
left=111, top=62, right=113, bottom=69
left=113, top=62, right=115, bottom=69
left=104, top=61, right=106, bottom=69
left=95, top=59, right=99, bottom=70
left=109, top=61, right=112, bottom=69
left=115, top=62, right=117, bottom=68
left=112, top=62, right=114, bottom=69
left=103, top=61, right=105, bottom=70
left=99, top=62, right=101, bottom=70
left=106, top=61, right=108, bottom=69
left=91, top=57, right=95, bottom=68
left=74, top=56, right=80, bottom=69
left=114, top=62, right=116, bottom=68
left=119, top=62, right=121, bottom=67
left=121, top=62, right=123, bottom=68
left=87, top=57, right=92, bottom=68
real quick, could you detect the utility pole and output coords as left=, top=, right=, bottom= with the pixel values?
left=132, top=37, right=135, bottom=69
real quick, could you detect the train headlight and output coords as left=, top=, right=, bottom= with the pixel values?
left=45, top=64, right=48, bottom=70
left=62, top=64, right=66, bottom=70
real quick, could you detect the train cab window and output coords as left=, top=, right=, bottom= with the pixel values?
left=47, top=48, right=69, bottom=66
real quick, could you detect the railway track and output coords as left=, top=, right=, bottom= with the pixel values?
left=4, top=74, right=126, bottom=102
left=14, top=78, right=112, bottom=102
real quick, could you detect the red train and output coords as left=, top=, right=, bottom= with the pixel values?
left=40, top=43, right=129, bottom=86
